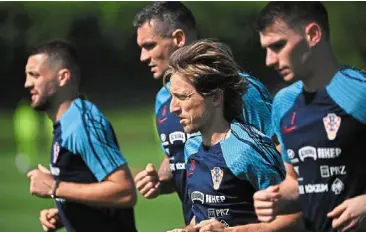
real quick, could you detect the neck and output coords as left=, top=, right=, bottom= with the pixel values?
left=201, top=115, right=230, bottom=147
left=47, top=94, right=77, bottom=122
left=303, top=45, right=342, bottom=92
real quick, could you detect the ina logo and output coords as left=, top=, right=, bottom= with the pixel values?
left=211, top=167, right=224, bottom=190
left=53, top=142, right=60, bottom=164
left=323, top=113, right=341, bottom=140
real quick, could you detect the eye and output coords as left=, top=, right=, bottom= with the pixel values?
left=269, top=40, right=286, bottom=53
left=28, top=71, right=40, bottom=78
left=175, top=93, right=193, bottom=101
left=143, top=42, right=156, bottom=51
left=177, top=95, right=189, bottom=100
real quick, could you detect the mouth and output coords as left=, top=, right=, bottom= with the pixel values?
left=30, top=91, right=38, bottom=101
left=179, top=118, right=185, bottom=125
left=150, top=66, right=157, bottom=73
left=278, top=68, right=290, bottom=77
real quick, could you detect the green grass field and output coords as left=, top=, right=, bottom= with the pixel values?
left=0, top=107, right=184, bottom=232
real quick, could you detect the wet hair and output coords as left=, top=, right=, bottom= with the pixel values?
left=165, top=39, right=248, bottom=123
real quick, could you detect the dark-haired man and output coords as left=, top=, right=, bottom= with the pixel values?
left=26, top=40, right=137, bottom=232
left=254, top=2, right=366, bottom=231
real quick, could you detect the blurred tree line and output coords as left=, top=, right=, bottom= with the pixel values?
left=0, top=1, right=365, bottom=110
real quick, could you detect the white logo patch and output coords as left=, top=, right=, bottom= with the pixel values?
left=293, top=166, right=303, bottom=181
left=53, top=142, right=60, bottom=164
left=287, top=149, right=295, bottom=159
left=191, top=191, right=205, bottom=204
left=298, top=146, right=317, bottom=161
left=331, top=178, right=345, bottom=195
left=160, top=133, right=166, bottom=142
left=287, top=149, right=299, bottom=163
left=169, top=131, right=186, bottom=144
left=299, top=183, right=328, bottom=194
left=320, top=165, right=346, bottom=178
left=207, top=208, right=230, bottom=218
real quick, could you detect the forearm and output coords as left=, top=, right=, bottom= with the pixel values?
left=158, top=178, right=176, bottom=195
left=277, top=178, right=301, bottom=215
left=222, top=222, right=269, bottom=232
left=227, top=213, right=304, bottom=232
left=55, top=181, right=136, bottom=208
left=158, top=156, right=176, bottom=195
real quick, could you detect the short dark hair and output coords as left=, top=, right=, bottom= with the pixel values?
left=133, top=1, right=197, bottom=38
left=29, top=39, right=80, bottom=84
left=165, top=39, right=248, bottom=123
left=257, top=1, right=330, bottom=40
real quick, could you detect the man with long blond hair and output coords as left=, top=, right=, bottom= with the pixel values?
left=166, top=39, right=301, bottom=232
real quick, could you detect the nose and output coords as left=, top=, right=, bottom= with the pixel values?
left=24, top=75, right=33, bottom=89
left=170, top=96, right=180, bottom=116
left=265, top=49, right=278, bottom=68
left=140, top=49, right=150, bottom=63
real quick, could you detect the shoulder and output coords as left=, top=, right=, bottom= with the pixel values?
left=222, top=122, right=285, bottom=185
left=61, top=99, right=110, bottom=138
left=221, top=122, right=273, bottom=169
left=273, top=81, right=303, bottom=106
left=240, top=73, right=272, bottom=101
left=155, top=85, right=171, bottom=115
left=327, top=66, right=366, bottom=122
left=272, top=81, right=303, bottom=119
left=184, top=133, right=202, bottom=162
left=75, top=99, right=108, bottom=125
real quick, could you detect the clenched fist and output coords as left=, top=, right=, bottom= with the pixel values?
left=134, top=163, right=161, bottom=199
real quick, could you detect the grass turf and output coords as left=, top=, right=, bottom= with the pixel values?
left=0, top=108, right=184, bottom=232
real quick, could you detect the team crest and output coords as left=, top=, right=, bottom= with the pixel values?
left=53, top=142, right=60, bottom=164
left=211, top=167, right=224, bottom=190
left=323, top=113, right=341, bottom=140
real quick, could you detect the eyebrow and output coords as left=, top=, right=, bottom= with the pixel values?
left=26, top=70, right=40, bottom=76
left=171, top=91, right=194, bottom=97
left=263, top=39, right=286, bottom=48
left=140, top=40, right=156, bottom=47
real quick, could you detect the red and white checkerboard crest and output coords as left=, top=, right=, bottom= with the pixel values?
left=323, top=113, right=341, bottom=140
left=211, top=167, right=224, bottom=190
left=53, top=142, right=60, bottom=164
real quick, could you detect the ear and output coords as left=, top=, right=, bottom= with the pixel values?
left=172, top=29, right=186, bottom=48
left=57, top=68, right=71, bottom=87
left=211, top=89, right=224, bottom=108
left=305, top=23, right=322, bottom=47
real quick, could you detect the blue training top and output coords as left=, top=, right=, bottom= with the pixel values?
left=154, top=74, right=274, bottom=224
left=184, top=121, right=284, bottom=226
left=272, top=66, right=366, bottom=231
left=50, top=98, right=137, bottom=232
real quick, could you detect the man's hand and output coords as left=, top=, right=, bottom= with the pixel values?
left=134, top=163, right=161, bottom=199
left=27, top=164, right=55, bottom=198
left=167, top=226, right=196, bottom=232
left=40, top=208, right=62, bottom=231
left=253, top=185, right=280, bottom=222
left=195, top=218, right=226, bottom=232
left=327, top=195, right=366, bottom=232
